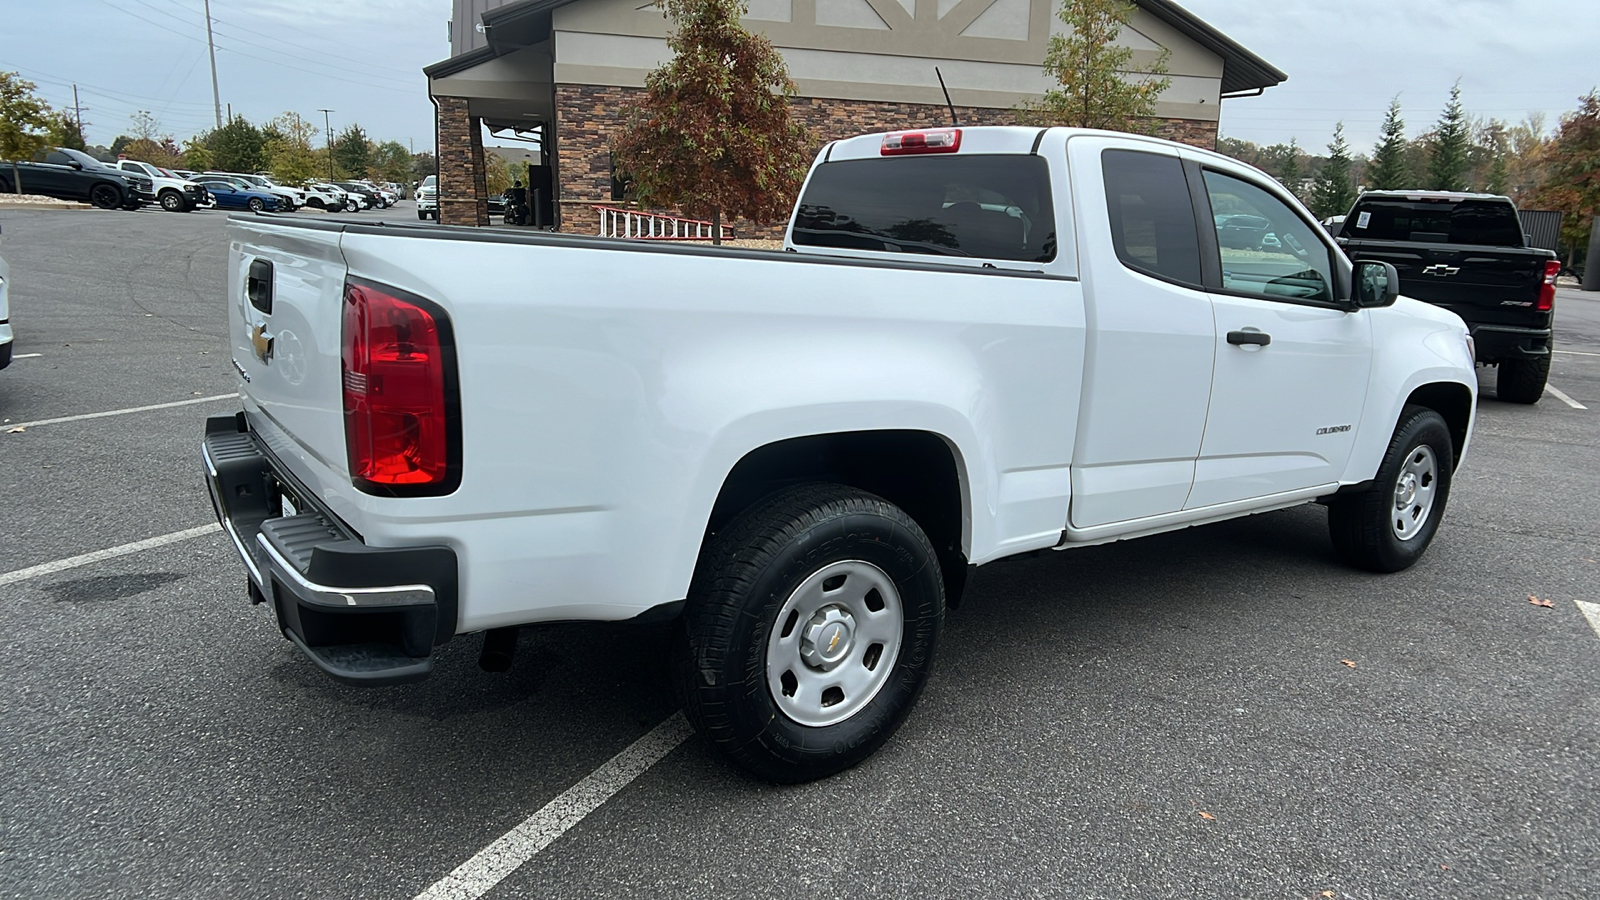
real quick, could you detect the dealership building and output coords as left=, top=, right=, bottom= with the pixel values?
left=425, top=0, right=1285, bottom=229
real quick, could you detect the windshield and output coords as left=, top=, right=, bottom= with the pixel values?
left=1345, top=198, right=1524, bottom=246
left=792, top=155, right=1056, bottom=262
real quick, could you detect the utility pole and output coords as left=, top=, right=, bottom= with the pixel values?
left=203, top=0, right=222, bottom=129
left=70, top=85, right=87, bottom=139
left=319, top=109, right=335, bottom=180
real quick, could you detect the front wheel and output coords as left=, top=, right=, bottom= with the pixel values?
left=89, top=183, right=122, bottom=209
left=1497, top=355, right=1550, bottom=404
left=158, top=190, right=186, bottom=212
left=674, top=484, right=944, bottom=783
left=247, top=198, right=265, bottom=212
left=307, top=197, right=325, bottom=210
left=1327, top=405, right=1453, bottom=572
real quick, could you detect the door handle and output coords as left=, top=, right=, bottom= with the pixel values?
left=1227, top=330, right=1271, bottom=347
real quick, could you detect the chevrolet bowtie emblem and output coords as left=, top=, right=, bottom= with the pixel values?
left=828, top=626, right=841, bottom=653
left=1421, top=264, right=1460, bottom=277
left=250, top=323, right=274, bottom=363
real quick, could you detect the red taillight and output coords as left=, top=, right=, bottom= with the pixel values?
left=342, top=280, right=458, bottom=494
left=881, top=128, right=961, bottom=155
left=1537, top=259, right=1559, bottom=312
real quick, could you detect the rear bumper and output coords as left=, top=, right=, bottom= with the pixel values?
left=1470, top=324, right=1551, bottom=363
left=202, top=412, right=457, bottom=685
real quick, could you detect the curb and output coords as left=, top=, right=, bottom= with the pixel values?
left=0, top=201, right=92, bottom=210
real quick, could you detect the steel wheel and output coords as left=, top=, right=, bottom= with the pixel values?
left=89, top=183, right=121, bottom=209
left=1391, top=444, right=1438, bottom=541
left=765, top=559, right=903, bottom=727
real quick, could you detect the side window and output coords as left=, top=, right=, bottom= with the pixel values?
left=1201, top=170, right=1336, bottom=304
left=1100, top=149, right=1203, bottom=287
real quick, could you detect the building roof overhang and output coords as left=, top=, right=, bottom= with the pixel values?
left=425, top=0, right=1286, bottom=95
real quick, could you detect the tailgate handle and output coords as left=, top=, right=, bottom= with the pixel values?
left=247, top=258, right=274, bottom=315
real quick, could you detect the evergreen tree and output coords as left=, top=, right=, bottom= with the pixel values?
left=206, top=115, right=266, bottom=173
left=612, top=0, right=813, bottom=243
left=1022, top=0, right=1171, bottom=132
left=1427, top=82, right=1472, bottom=191
left=1310, top=123, right=1357, bottom=218
left=1274, top=139, right=1302, bottom=198
left=1367, top=97, right=1409, bottom=190
left=332, top=123, right=371, bottom=179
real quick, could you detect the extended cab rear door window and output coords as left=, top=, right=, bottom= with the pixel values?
left=1200, top=170, right=1336, bottom=305
left=1100, top=149, right=1203, bottom=287
left=791, top=155, right=1056, bottom=262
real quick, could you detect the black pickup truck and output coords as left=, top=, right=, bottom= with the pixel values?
left=1336, top=191, right=1559, bottom=403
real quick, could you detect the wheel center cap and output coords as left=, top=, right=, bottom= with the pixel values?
left=1396, top=473, right=1418, bottom=508
left=800, top=607, right=856, bottom=670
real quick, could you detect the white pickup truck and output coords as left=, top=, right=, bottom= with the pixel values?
left=203, top=126, right=1476, bottom=782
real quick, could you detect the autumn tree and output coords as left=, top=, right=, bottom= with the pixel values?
left=47, top=111, right=86, bottom=151
left=1427, top=82, right=1471, bottom=191
left=1310, top=124, right=1357, bottom=218
left=370, top=140, right=413, bottom=185
left=611, top=0, right=812, bottom=243
left=1367, top=97, right=1409, bottom=190
left=1022, top=0, right=1170, bottom=132
left=265, top=112, right=319, bottom=186
left=2, top=71, right=53, bottom=193
left=1533, top=90, right=1600, bottom=263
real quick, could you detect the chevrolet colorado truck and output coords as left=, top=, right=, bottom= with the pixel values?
left=1335, top=191, right=1559, bottom=403
left=203, top=127, right=1477, bottom=782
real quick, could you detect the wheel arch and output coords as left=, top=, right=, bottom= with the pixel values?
left=704, top=430, right=973, bottom=607
left=1405, top=381, right=1473, bottom=468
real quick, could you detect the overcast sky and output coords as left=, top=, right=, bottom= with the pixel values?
left=2, top=0, right=1593, bottom=155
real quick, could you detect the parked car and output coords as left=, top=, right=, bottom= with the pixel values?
left=189, top=176, right=284, bottom=212
left=334, top=181, right=384, bottom=209
left=291, top=182, right=344, bottom=211
left=206, top=172, right=299, bottom=210
left=1335, top=191, right=1559, bottom=403
left=416, top=174, right=437, bottom=220
left=114, top=159, right=208, bottom=212
left=0, top=158, right=140, bottom=209
left=0, top=242, right=11, bottom=371
left=205, top=125, right=1477, bottom=783
left=43, top=148, right=151, bottom=208
left=312, top=182, right=362, bottom=212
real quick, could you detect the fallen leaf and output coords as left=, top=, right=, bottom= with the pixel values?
left=1440, top=864, right=1449, bottom=870
left=6, top=426, right=25, bottom=434
left=1341, top=659, right=1357, bottom=668
left=1321, top=892, right=1336, bottom=899
left=1197, top=810, right=1216, bottom=820
left=1528, top=594, right=1554, bottom=608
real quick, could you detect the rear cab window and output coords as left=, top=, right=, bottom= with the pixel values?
left=1345, top=196, right=1524, bottom=246
left=791, top=154, right=1057, bottom=263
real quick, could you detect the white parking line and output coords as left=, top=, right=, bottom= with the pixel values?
left=3, top=393, right=237, bottom=431
left=0, top=524, right=222, bottom=588
left=12, top=352, right=43, bottom=359
left=1552, top=349, right=1600, bottom=357
left=1544, top=384, right=1587, bottom=410
left=413, top=713, right=694, bottom=900
left=1577, top=600, right=1600, bottom=639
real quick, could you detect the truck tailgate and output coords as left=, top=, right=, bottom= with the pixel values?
left=228, top=218, right=350, bottom=493
left=1341, top=239, right=1547, bottom=328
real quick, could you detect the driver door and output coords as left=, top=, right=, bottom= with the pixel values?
left=1184, top=161, right=1373, bottom=509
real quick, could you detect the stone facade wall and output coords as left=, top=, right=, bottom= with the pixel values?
left=435, top=95, right=488, bottom=226
left=547, top=83, right=1218, bottom=237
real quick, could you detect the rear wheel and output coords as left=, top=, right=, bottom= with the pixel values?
left=1497, top=355, right=1550, bottom=404
left=89, top=183, right=122, bottom=209
left=674, top=484, right=944, bottom=783
left=1328, top=405, right=1453, bottom=572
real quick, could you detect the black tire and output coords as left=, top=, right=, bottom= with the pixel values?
left=1327, top=405, right=1453, bottom=573
left=307, top=197, right=325, bottom=210
left=418, top=211, right=428, bottom=220
left=346, top=199, right=360, bottom=212
left=89, top=183, right=122, bottom=209
left=247, top=197, right=265, bottom=212
left=1497, top=355, right=1550, bottom=404
left=674, top=483, right=944, bottom=783
left=161, top=190, right=191, bottom=212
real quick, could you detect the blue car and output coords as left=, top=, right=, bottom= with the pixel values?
left=191, top=177, right=283, bottom=212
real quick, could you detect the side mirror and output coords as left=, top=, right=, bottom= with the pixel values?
left=1353, top=260, right=1400, bottom=309
left=68, top=162, right=83, bottom=170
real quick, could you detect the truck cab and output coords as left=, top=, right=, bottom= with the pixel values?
left=114, top=159, right=208, bottom=212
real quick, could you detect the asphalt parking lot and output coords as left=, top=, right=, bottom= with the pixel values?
left=1, top=204, right=1598, bottom=900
